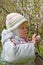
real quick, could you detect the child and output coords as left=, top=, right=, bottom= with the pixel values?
left=1, top=13, right=37, bottom=65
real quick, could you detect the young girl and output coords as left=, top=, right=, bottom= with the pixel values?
left=1, top=13, right=37, bottom=65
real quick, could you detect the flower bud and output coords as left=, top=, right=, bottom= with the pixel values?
left=36, top=35, right=41, bottom=42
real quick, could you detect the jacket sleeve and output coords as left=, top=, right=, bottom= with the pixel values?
left=14, top=43, right=35, bottom=63
left=14, top=43, right=35, bottom=59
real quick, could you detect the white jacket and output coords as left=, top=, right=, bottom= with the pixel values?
left=1, top=30, right=35, bottom=65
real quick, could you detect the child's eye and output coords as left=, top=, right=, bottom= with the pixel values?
left=26, top=27, right=28, bottom=29
left=21, top=27, right=24, bottom=29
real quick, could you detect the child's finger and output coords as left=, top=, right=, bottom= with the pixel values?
left=32, top=34, right=37, bottom=38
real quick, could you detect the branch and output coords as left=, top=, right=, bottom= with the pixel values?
left=0, top=5, right=10, bottom=14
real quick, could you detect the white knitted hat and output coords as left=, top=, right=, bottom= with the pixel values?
left=6, top=13, right=27, bottom=31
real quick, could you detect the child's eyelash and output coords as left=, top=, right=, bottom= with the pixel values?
left=21, top=27, right=28, bottom=29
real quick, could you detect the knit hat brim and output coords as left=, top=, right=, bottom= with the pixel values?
left=7, top=18, right=27, bottom=31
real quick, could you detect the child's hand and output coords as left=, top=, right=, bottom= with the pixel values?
left=32, top=33, right=37, bottom=45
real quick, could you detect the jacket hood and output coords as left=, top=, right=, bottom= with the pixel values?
left=1, top=29, right=14, bottom=45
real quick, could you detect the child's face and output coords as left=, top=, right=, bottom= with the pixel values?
left=18, top=21, right=28, bottom=38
